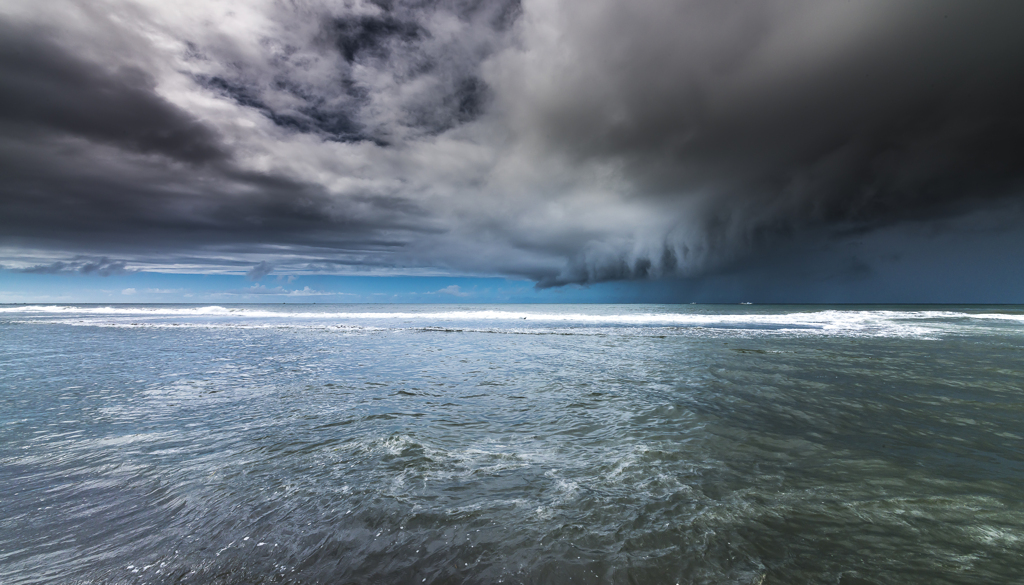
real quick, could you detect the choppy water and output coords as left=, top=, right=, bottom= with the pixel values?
left=2, top=304, right=1023, bottom=584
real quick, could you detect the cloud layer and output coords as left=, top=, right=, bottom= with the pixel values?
left=2, top=0, right=1023, bottom=289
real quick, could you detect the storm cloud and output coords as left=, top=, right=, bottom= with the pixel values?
left=1, top=0, right=1023, bottom=291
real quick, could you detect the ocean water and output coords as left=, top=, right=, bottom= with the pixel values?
left=1, top=304, right=1023, bottom=584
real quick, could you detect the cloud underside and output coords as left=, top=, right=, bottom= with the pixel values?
left=1, top=0, right=1023, bottom=286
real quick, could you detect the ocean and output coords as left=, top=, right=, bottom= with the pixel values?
left=1, top=304, right=1022, bottom=584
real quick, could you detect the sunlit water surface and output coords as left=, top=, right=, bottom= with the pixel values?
left=2, top=304, right=1023, bottom=584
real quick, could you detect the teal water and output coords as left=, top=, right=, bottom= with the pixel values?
left=1, top=304, right=1023, bottom=584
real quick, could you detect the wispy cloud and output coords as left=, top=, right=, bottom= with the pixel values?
left=229, top=283, right=349, bottom=297
left=17, top=257, right=133, bottom=277
left=433, top=285, right=470, bottom=297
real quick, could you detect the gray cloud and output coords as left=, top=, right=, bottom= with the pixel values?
left=490, top=0, right=1024, bottom=285
left=17, top=256, right=133, bottom=276
left=1, top=0, right=1023, bottom=294
left=246, top=261, right=274, bottom=281
left=189, top=0, right=519, bottom=144
left=0, top=23, right=228, bottom=164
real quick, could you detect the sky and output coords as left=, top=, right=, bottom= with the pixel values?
left=2, top=0, right=1024, bottom=303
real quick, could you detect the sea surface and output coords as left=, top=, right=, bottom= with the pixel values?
left=1, top=304, right=1023, bottom=584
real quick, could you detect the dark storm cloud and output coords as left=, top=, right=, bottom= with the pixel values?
left=331, top=12, right=423, bottom=64
left=195, top=74, right=368, bottom=144
left=2, top=0, right=1023, bottom=293
left=0, top=130, right=436, bottom=260
left=192, top=0, right=520, bottom=143
left=504, top=0, right=1024, bottom=285
left=0, top=9, right=450, bottom=272
left=0, top=23, right=227, bottom=164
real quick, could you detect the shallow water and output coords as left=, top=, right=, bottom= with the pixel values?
left=1, top=304, right=1023, bottom=584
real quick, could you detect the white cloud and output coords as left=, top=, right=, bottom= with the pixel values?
left=435, top=285, right=469, bottom=297
left=227, top=283, right=349, bottom=296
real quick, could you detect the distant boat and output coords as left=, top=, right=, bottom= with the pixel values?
left=740, top=302, right=752, bottom=305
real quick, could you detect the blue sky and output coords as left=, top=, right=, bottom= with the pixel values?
left=0, top=271, right=694, bottom=304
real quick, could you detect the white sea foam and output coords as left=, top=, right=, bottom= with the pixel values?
left=9, top=319, right=383, bottom=332
left=4, top=305, right=1023, bottom=338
